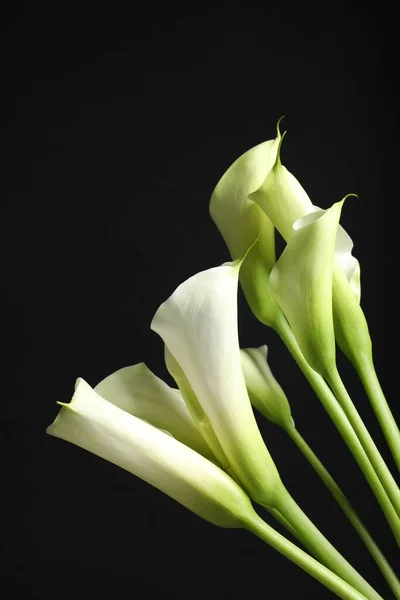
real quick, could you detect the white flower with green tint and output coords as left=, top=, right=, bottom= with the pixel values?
left=47, top=377, right=254, bottom=528
left=95, top=362, right=216, bottom=461
left=151, top=259, right=283, bottom=507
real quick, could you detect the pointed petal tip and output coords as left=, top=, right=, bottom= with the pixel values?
left=276, top=115, right=286, bottom=138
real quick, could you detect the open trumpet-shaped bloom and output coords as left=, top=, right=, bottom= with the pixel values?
left=46, top=378, right=254, bottom=528
left=151, top=261, right=283, bottom=507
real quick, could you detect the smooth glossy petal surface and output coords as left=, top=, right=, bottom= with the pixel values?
left=46, top=378, right=253, bottom=528
left=94, top=363, right=215, bottom=461
left=270, top=201, right=344, bottom=376
left=250, top=154, right=314, bottom=242
left=151, top=262, right=282, bottom=507
left=294, top=207, right=361, bottom=303
left=164, top=346, right=230, bottom=469
left=241, top=346, right=293, bottom=429
left=209, top=136, right=281, bottom=326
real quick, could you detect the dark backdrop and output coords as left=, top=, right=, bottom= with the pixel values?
left=2, top=3, right=398, bottom=599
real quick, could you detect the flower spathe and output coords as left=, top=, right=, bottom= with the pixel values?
left=209, top=131, right=281, bottom=327
left=94, top=362, right=215, bottom=461
left=151, top=260, right=283, bottom=507
left=46, top=378, right=254, bottom=528
left=270, top=201, right=344, bottom=377
left=164, top=345, right=229, bottom=470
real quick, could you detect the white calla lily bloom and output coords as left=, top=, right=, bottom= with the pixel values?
left=151, top=261, right=283, bottom=507
left=94, top=362, right=216, bottom=461
left=46, top=378, right=254, bottom=528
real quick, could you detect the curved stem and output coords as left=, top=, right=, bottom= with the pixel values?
left=327, top=368, right=400, bottom=518
left=243, top=511, right=371, bottom=600
left=286, top=425, right=400, bottom=599
left=275, top=315, right=400, bottom=545
left=356, top=355, right=400, bottom=472
left=273, top=488, right=382, bottom=600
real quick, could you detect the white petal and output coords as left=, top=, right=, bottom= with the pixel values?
left=94, top=363, right=215, bottom=461
left=47, top=379, right=253, bottom=528
left=164, top=347, right=230, bottom=469
left=151, top=263, right=282, bottom=506
left=334, top=225, right=361, bottom=303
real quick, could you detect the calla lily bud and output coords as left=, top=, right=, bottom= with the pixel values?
left=46, top=378, right=255, bottom=529
left=94, top=362, right=215, bottom=462
left=269, top=201, right=344, bottom=377
left=240, top=346, right=293, bottom=429
left=151, top=261, right=283, bottom=507
left=209, top=129, right=281, bottom=327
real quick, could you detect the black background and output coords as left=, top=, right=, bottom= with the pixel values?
left=2, top=3, right=399, bottom=599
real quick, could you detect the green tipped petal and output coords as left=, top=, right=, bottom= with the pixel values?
left=47, top=379, right=254, bottom=528
left=241, top=346, right=293, bottom=429
left=250, top=140, right=314, bottom=242
left=94, top=363, right=215, bottom=462
left=270, top=201, right=344, bottom=376
left=209, top=136, right=282, bottom=327
left=151, top=261, right=283, bottom=507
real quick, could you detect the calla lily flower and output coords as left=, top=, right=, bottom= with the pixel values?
left=46, top=378, right=255, bottom=528
left=209, top=128, right=282, bottom=327
left=240, top=345, right=293, bottom=430
left=210, top=126, right=364, bottom=363
left=249, top=133, right=361, bottom=304
left=94, top=362, right=216, bottom=461
left=46, top=379, right=381, bottom=600
left=151, top=260, right=283, bottom=507
left=269, top=200, right=344, bottom=377
left=247, top=131, right=372, bottom=367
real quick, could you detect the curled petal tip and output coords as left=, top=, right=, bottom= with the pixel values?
left=276, top=115, right=286, bottom=137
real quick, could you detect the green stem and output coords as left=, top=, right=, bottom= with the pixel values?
left=273, top=488, right=382, bottom=600
left=275, top=315, right=400, bottom=544
left=267, top=506, right=301, bottom=541
left=327, top=368, right=400, bottom=518
left=286, top=425, right=400, bottom=599
left=243, top=511, right=372, bottom=600
left=356, top=355, right=400, bottom=472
